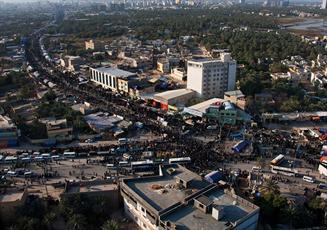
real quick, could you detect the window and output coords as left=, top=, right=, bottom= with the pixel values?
left=199, top=203, right=204, bottom=208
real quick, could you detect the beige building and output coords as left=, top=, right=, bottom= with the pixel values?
left=157, top=59, right=170, bottom=73
left=117, top=78, right=155, bottom=98
left=224, top=90, right=247, bottom=110
left=85, top=39, right=102, bottom=50
left=171, top=68, right=186, bottom=81
left=153, top=89, right=196, bottom=110
left=60, top=55, right=83, bottom=72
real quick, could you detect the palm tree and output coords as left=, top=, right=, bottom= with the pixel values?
left=256, top=157, right=266, bottom=170
left=101, top=220, right=119, bottom=230
left=260, top=179, right=280, bottom=194
left=68, top=214, right=87, bottom=230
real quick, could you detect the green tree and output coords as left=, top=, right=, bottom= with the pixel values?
left=101, top=220, right=119, bottom=230
left=68, top=214, right=87, bottom=230
left=260, top=179, right=280, bottom=194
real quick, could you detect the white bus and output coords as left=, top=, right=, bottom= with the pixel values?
left=4, top=156, right=17, bottom=164
left=119, top=161, right=130, bottom=167
left=271, top=154, right=284, bottom=166
left=63, top=152, right=76, bottom=158
left=118, top=138, right=128, bottom=144
left=169, top=157, right=191, bottom=165
left=303, top=176, right=315, bottom=183
left=271, top=165, right=298, bottom=177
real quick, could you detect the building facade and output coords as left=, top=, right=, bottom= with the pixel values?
left=90, top=67, right=136, bottom=91
left=121, top=164, right=260, bottom=230
left=0, top=115, right=19, bottom=148
left=322, top=0, right=327, bottom=9
left=187, top=53, right=236, bottom=99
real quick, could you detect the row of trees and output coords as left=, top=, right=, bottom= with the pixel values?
left=5, top=195, right=120, bottom=230
left=256, top=179, right=327, bottom=228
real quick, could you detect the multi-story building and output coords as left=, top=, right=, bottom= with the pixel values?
left=60, top=55, right=84, bottom=72
left=0, top=115, right=19, bottom=148
left=187, top=53, right=236, bottom=99
left=224, top=90, right=247, bottom=110
left=322, top=0, right=327, bottom=9
left=90, top=67, right=136, bottom=91
left=85, top=39, right=102, bottom=51
left=121, top=164, right=260, bottom=230
left=157, top=59, right=170, bottom=73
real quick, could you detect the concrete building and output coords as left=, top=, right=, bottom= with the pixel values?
left=0, top=115, right=19, bottom=148
left=90, top=67, right=136, bottom=91
left=121, top=164, right=259, bottom=230
left=39, top=118, right=73, bottom=142
left=0, top=187, right=28, bottom=225
left=157, top=59, right=170, bottom=73
left=60, top=55, right=83, bottom=72
left=171, top=68, right=186, bottom=81
left=224, top=90, right=246, bottom=110
left=85, top=39, right=102, bottom=51
left=187, top=53, right=236, bottom=99
left=183, top=98, right=251, bottom=125
left=322, top=0, right=327, bottom=9
left=153, top=89, right=196, bottom=111
left=117, top=78, right=155, bottom=97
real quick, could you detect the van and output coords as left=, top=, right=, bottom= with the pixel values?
left=303, top=176, right=315, bottom=183
left=252, top=166, right=262, bottom=172
left=318, top=183, right=327, bottom=190
left=118, top=138, right=128, bottom=144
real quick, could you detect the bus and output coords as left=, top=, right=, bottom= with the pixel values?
left=106, top=164, right=117, bottom=169
left=318, top=183, right=327, bottom=190
left=271, top=165, right=298, bottom=177
left=118, top=161, right=130, bottom=167
left=131, top=160, right=154, bottom=171
left=118, top=138, right=128, bottom=144
left=270, top=154, right=285, bottom=166
left=303, top=176, right=315, bottom=183
left=35, top=156, right=44, bottom=162
left=41, top=153, right=51, bottom=160
left=97, top=151, right=110, bottom=156
left=21, top=157, right=32, bottom=163
left=168, top=157, right=191, bottom=165
left=63, top=152, right=76, bottom=158
left=4, top=156, right=17, bottom=164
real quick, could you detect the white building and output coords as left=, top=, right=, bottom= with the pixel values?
left=322, top=0, right=327, bottom=9
left=90, top=67, right=136, bottom=91
left=187, top=53, right=236, bottom=99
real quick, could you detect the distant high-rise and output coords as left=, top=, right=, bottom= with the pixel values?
left=322, top=0, right=327, bottom=9
left=239, top=0, right=245, bottom=4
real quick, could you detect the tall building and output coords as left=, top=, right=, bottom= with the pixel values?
left=187, top=53, right=236, bottom=99
left=322, top=0, right=327, bottom=9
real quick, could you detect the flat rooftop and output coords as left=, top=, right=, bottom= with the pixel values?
left=0, top=115, right=16, bottom=129
left=0, top=190, right=25, bottom=203
left=224, top=90, right=245, bottom=98
left=154, top=89, right=195, bottom=101
left=161, top=189, right=259, bottom=230
left=124, top=164, right=210, bottom=211
left=92, top=67, right=135, bottom=78
left=66, top=183, right=118, bottom=194
left=184, top=98, right=225, bottom=117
